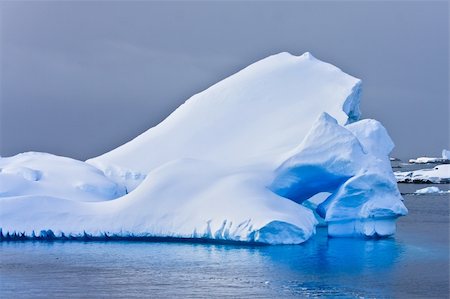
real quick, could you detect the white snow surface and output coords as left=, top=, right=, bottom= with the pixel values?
left=0, top=52, right=406, bottom=244
left=0, top=152, right=126, bottom=202
left=442, top=149, right=450, bottom=160
left=395, top=164, right=450, bottom=184
left=87, top=52, right=362, bottom=184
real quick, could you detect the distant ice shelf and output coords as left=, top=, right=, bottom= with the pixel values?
left=408, top=149, right=450, bottom=164
left=0, top=52, right=407, bottom=244
left=395, top=164, right=450, bottom=184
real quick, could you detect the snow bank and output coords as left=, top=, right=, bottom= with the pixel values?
left=0, top=152, right=126, bottom=202
left=395, top=164, right=450, bottom=184
left=0, top=52, right=406, bottom=244
left=414, top=186, right=450, bottom=195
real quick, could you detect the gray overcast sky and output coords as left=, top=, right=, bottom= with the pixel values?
left=0, top=1, right=448, bottom=160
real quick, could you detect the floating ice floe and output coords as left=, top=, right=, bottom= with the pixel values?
left=395, top=164, right=450, bottom=184
left=0, top=52, right=407, bottom=244
left=414, top=186, right=450, bottom=195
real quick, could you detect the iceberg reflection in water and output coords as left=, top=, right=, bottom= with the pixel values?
left=0, top=229, right=402, bottom=298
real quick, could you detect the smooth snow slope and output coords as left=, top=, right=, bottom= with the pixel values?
left=87, top=52, right=361, bottom=190
left=0, top=52, right=406, bottom=244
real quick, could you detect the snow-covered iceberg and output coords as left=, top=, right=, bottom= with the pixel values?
left=0, top=52, right=407, bottom=244
left=395, top=164, right=450, bottom=184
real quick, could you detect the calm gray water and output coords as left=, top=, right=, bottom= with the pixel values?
left=1, top=183, right=449, bottom=298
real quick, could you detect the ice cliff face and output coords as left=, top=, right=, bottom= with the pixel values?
left=0, top=52, right=407, bottom=244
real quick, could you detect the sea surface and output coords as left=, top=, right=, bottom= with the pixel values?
left=1, top=164, right=449, bottom=298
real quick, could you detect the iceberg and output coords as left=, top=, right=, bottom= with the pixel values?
left=0, top=52, right=407, bottom=244
left=414, top=186, right=449, bottom=195
left=442, top=149, right=450, bottom=160
left=395, top=164, right=450, bottom=184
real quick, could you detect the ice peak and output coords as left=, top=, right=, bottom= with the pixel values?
left=301, top=51, right=315, bottom=60
left=89, top=51, right=362, bottom=174
left=317, top=112, right=338, bottom=125
left=269, top=51, right=316, bottom=61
